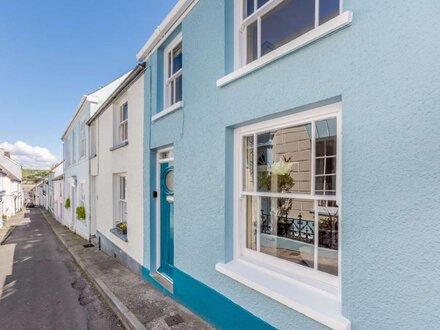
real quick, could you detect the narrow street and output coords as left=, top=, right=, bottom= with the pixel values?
left=0, top=208, right=121, bottom=330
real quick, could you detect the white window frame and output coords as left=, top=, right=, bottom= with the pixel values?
left=164, top=33, right=183, bottom=110
left=89, top=123, right=97, bottom=158
left=79, top=120, right=86, bottom=159
left=117, top=175, right=127, bottom=225
left=217, top=0, right=352, bottom=87
left=119, top=102, right=128, bottom=144
left=216, top=103, right=347, bottom=329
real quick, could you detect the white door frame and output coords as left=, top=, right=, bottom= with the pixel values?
left=155, top=146, right=174, bottom=278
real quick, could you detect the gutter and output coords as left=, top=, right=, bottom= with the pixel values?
left=136, top=0, right=198, bottom=62
left=86, top=63, right=146, bottom=126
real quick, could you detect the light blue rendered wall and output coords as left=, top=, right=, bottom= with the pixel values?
left=143, top=0, right=440, bottom=329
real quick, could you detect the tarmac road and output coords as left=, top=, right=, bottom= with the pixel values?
left=0, top=208, right=121, bottom=330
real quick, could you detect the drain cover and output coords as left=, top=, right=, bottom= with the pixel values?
left=83, top=243, right=94, bottom=248
left=164, top=314, right=184, bottom=327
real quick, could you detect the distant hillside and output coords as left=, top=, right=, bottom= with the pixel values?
left=23, top=169, right=50, bottom=183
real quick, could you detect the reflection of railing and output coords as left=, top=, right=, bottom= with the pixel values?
left=261, top=211, right=315, bottom=244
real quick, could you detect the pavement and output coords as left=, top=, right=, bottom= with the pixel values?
left=40, top=208, right=212, bottom=330
left=0, top=210, right=28, bottom=245
left=0, top=208, right=121, bottom=330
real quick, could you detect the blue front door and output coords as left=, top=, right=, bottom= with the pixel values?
left=159, top=162, right=174, bottom=280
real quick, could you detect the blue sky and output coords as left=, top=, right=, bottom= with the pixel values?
left=0, top=0, right=176, bottom=168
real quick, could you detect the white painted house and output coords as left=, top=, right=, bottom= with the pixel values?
left=87, top=64, right=145, bottom=273
left=48, top=161, right=64, bottom=223
left=61, top=74, right=128, bottom=240
left=0, top=149, right=23, bottom=224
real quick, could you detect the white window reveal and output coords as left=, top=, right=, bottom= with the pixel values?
left=164, top=34, right=183, bottom=109
left=216, top=103, right=349, bottom=330
left=119, top=102, right=128, bottom=143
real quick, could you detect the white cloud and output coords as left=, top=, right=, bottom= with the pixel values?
left=0, top=141, right=59, bottom=169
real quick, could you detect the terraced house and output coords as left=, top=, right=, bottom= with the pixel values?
left=0, top=149, right=23, bottom=223
left=133, top=0, right=440, bottom=329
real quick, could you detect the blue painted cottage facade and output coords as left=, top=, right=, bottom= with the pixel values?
left=137, top=1, right=440, bottom=329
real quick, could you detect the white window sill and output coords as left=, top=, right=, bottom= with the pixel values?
left=215, top=259, right=350, bottom=330
left=217, top=11, right=353, bottom=88
left=110, top=141, right=129, bottom=151
left=152, top=101, right=184, bottom=122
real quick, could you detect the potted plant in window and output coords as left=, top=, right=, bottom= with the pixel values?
left=76, top=206, right=86, bottom=221
left=116, top=222, right=127, bottom=235
left=65, top=198, right=71, bottom=209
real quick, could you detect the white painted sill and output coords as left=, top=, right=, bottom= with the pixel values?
left=152, top=101, right=184, bottom=122
left=215, top=259, right=350, bottom=330
left=217, top=11, right=353, bottom=88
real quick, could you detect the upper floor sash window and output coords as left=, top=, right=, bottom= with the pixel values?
left=164, top=34, right=183, bottom=109
left=240, top=0, right=341, bottom=65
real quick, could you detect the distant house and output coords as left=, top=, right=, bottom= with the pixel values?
left=61, top=74, right=128, bottom=240
left=47, top=161, right=64, bottom=223
left=87, top=64, right=145, bottom=274
left=0, top=148, right=23, bottom=223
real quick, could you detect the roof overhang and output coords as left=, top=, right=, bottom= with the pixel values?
left=87, top=64, right=146, bottom=126
left=136, top=0, right=198, bottom=62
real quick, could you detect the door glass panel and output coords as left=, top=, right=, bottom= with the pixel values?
left=318, top=201, right=338, bottom=275
left=165, top=170, right=174, bottom=192
left=261, top=0, right=315, bottom=57
left=257, top=123, right=311, bottom=194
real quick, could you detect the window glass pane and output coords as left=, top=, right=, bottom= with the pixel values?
left=318, top=201, right=338, bottom=275
left=123, top=103, right=128, bottom=120
left=257, top=123, right=311, bottom=194
left=257, top=197, right=315, bottom=268
left=257, top=0, right=269, bottom=8
left=315, top=118, right=337, bottom=195
left=247, top=21, right=258, bottom=64
left=172, top=43, right=182, bottom=74
left=245, top=0, right=254, bottom=17
left=261, top=0, right=315, bottom=57
left=243, top=135, right=254, bottom=192
left=175, top=75, right=182, bottom=103
left=170, top=80, right=175, bottom=105
left=246, top=196, right=258, bottom=251
left=319, top=0, right=339, bottom=25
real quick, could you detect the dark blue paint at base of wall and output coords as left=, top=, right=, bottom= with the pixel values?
left=141, top=266, right=275, bottom=330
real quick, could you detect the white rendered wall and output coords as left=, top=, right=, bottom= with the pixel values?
left=94, top=75, right=144, bottom=265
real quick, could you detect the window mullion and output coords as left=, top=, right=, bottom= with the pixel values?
left=311, top=120, right=316, bottom=195
left=257, top=17, right=262, bottom=59
left=253, top=133, right=257, bottom=193
left=315, top=0, right=319, bottom=28
left=313, top=199, right=319, bottom=270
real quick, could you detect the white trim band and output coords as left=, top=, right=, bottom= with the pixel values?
left=217, top=11, right=353, bottom=88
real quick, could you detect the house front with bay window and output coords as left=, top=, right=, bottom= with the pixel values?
left=137, top=0, right=440, bottom=329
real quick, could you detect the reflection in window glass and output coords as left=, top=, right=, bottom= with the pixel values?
left=245, top=0, right=254, bottom=17
left=247, top=197, right=315, bottom=267
left=261, top=0, right=315, bottom=57
left=315, top=118, right=337, bottom=195
left=246, top=196, right=258, bottom=251
left=256, top=123, right=311, bottom=194
left=243, top=136, right=254, bottom=192
left=172, top=44, right=182, bottom=74
left=247, top=21, right=258, bottom=64
left=175, top=75, right=182, bottom=103
left=319, top=0, right=340, bottom=25
left=318, top=201, right=338, bottom=275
